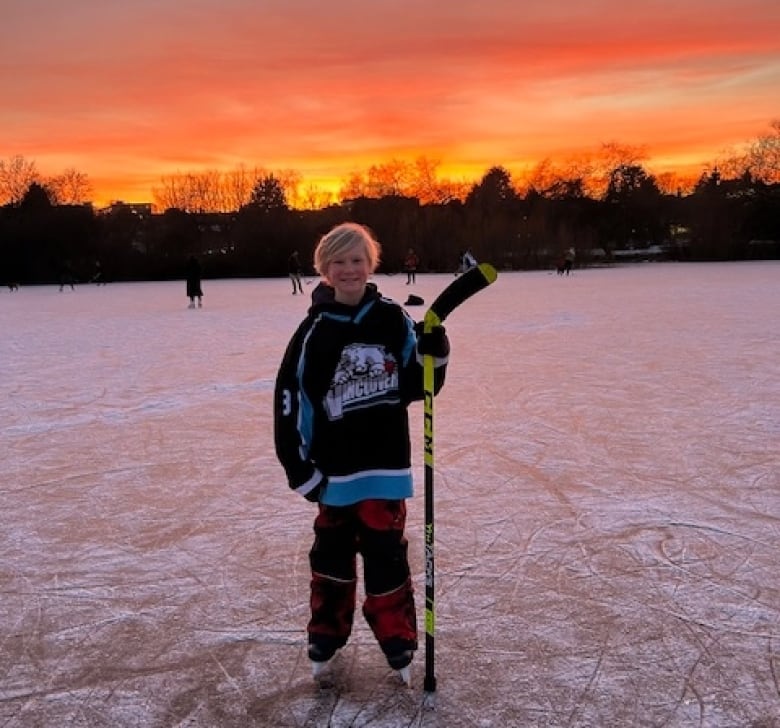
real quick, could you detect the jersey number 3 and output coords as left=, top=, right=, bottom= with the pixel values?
left=281, top=389, right=292, bottom=416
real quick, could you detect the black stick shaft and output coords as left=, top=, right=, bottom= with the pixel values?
left=423, top=374, right=436, bottom=693
left=421, top=263, right=497, bottom=694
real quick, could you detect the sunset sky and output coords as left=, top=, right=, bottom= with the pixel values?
left=2, top=0, right=779, bottom=206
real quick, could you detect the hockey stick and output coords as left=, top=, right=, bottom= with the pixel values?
left=422, top=262, right=497, bottom=694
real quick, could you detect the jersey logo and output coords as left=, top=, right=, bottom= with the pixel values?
left=325, top=343, right=399, bottom=419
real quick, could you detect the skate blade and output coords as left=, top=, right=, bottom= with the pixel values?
left=398, top=665, right=411, bottom=686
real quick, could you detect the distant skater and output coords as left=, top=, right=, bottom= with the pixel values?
left=58, top=262, right=76, bottom=292
left=90, top=259, right=107, bottom=285
left=186, top=256, right=203, bottom=308
left=403, top=247, right=419, bottom=284
left=288, top=250, right=304, bottom=294
left=563, top=247, right=575, bottom=276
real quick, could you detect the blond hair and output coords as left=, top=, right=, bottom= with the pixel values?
left=314, top=222, right=381, bottom=277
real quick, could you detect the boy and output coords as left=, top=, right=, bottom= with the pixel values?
left=273, top=222, right=450, bottom=683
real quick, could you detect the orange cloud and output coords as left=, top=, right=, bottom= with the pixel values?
left=2, top=0, right=778, bottom=205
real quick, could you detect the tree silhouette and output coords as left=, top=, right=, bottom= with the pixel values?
left=465, top=166, right=520, bottom=264
left=0, top=155, right=40, bottom=205
left=249, top=174, right=288, bottom=213
left=603, top=164, right=664, bottom=249
left=20, top=182, right=53, bottom=211
left=47, top=168, right=94, bottom=205
left=2, top=121, right=779, bottom=284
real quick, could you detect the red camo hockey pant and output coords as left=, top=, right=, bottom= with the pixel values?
left=308, top=499, right=417, bottom=658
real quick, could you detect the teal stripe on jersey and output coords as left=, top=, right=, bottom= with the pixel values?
left=321, top=468, right=414, bottom=506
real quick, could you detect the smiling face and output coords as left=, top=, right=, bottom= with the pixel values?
left=325, top=242, right=371, bottom=306
left=314, top=223, right=381, bottom=307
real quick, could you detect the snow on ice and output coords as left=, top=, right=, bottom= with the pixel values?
left=1, top=262, right=779, bottom=727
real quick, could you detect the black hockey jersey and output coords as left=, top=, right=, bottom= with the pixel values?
left=273, top=283, right=447, bottom=506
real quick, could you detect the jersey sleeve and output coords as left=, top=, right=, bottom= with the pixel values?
left=273, top=320, right=327, bottom=500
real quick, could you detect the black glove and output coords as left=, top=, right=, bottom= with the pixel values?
left=414, top=322, right=450, bottom=358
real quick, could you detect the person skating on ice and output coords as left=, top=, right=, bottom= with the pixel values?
left=58, top=260, right=76, bottom=291
left=403, top=247, right=419, bottom=284
left=288, top=250, right=304, bottom=294
left=273, top=222, right=450, bottom=685
left=563, top=246, right=575, bottom=275
left=186, top=255, right=203, bottom=308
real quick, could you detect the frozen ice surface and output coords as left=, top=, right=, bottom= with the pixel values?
left=1, top=262, right=779, bottom=727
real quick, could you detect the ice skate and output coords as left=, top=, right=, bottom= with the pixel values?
left=308, top=643, right=337, bottom=680
left=398, top=664, right=411, bottom=686
left=387, top=649, right=413, bottom=686
left=311, top=658, right=332, bottom=679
